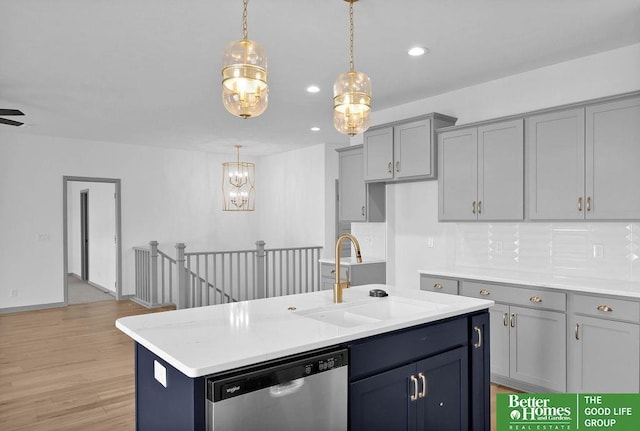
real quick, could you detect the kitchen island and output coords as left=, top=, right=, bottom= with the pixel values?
left=116, top=284, right=493, bottom=430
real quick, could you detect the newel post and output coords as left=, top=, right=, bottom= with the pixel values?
left=255, top=240, right=266, bottom=299
left=176, top=243, right=187, bottom=309
left=149, top=241, right=159, bottom=306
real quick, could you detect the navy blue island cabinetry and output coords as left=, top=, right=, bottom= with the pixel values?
left=133, top=310, right=490, bottom=431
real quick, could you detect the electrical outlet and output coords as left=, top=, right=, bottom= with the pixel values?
left=154, top=360, right=167, bottom=388
left=494, top=241, right=503, bottom=256
left=427, top=237, right=434, bottom=248
left=10, top=289, right=18, bottom=297
left=593, top=244, right=604, bottom=260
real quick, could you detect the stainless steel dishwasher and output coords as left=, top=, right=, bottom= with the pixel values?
left=206, top=347, right=348, bottom=431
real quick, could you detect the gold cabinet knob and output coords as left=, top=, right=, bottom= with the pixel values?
left=479, top=289, right=490, bottom=296
left=529, top=296, right=542, bottom=303
left=433, top=283, right=443, bottom=289
left=597, top=305, right=613, bottom=312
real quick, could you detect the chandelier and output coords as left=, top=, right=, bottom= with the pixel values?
left=222, top=145, right=255, bottom=211
left=221, top=0, right=268, bottom=118
left=333, top=0, right=371, bottom=136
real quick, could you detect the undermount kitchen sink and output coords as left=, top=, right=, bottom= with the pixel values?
left=296, top=297, right=450, bottom=328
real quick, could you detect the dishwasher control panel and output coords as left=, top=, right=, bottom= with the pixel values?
left=207, top=347, right=348, bottom=402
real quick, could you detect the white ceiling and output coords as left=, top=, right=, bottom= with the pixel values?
left=1, top=0, right=639, bottom=156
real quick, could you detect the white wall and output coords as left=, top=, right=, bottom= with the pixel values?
left=257, top=143, right=339, bottom=256
left=0, top=132, right=260, bottom=308
left=67, top=181, right=117, bottom=292
left=357, top=43, right=640, bottom=289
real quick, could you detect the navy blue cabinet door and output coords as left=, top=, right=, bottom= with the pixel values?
left=470, top=313, right=490, bottom=431
left=416, top=346, right=468, bottom=431
left=350, top=363, right=416, bottom=431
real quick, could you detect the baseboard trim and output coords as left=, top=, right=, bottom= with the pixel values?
left=87, top=281, right=116, bottom=296
left=0, top=302, right=65, bottom=314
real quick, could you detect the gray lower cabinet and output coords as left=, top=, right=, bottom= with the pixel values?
left=420, top=274, right=459, bottom=295
left=568, top=293, right=640, bottom=392
left=438, top=119, right=524, bottom=221
left=320, top=262, right=386, bottom=291
left=488, top=303, right=566, bottom=392
left=528, top=95, right=640, bottom=221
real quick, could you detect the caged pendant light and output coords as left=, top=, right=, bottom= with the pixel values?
left=221, top=0, right=268, bottom=118
left=333, top=0, right=371, bottom=136
left=222, top=145, right=255, bottom=211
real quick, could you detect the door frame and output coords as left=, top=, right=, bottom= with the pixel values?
left=63, top=176, right=122, bottom=303
left=80, top=189, right=89, bottom=281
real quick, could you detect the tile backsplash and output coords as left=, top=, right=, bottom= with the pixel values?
left=454, top=223, right=640, bottom=281
left=351, top=222, right=386, bottom=260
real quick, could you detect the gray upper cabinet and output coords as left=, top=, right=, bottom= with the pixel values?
left=586, top=97, right=640, bottom=220
left=438, top=128, right=478, bottom=221
left=363, top=127, right=394, bottom=181
left=337, top=145, right=385, bottom=224
left=439, top=119, right=524, bottom=221
left=364, top=114, right=456, bottom=183
left=338, top=145, right=366, bottom=222
left=528, top=108, right=585, bottom=220
left=529, top=95, right=640, bottom=221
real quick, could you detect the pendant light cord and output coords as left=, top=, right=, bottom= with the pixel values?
left=349, top=1, right=354, bottom=71
left=242, top=0, right=249, bottom=40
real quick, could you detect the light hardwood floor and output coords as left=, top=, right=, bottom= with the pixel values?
left=1, top=300, right=516, bottom=430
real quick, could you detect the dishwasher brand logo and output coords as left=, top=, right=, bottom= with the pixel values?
left=497, top=394, right=640, bottom=430
left=226, top=385, right=241, bottom=394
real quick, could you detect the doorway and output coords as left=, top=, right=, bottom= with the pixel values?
left=63, top=177, right=122, bottom=304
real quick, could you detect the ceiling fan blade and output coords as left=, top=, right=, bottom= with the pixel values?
left=0, top=109, right=24, bottom=116
left=0, top=117, right=24, bottom=126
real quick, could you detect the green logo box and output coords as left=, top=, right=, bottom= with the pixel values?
left=497, top=393, right=640, bottom=430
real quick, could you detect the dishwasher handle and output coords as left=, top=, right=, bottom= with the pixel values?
left=269, top=377, right=305, bottom=398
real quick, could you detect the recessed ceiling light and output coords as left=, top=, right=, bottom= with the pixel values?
left=306, top=85, right=320, bottom=93
left=408, top=47, right=428, bottom=57
left=310, top=127, right=320, bottom=132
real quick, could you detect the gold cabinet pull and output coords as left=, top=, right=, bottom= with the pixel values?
left=529, top=296, right=542, bottom=303
left=479, top=289, right=490, bottom=296
left=473, top=326, right=482, bottom=349
left=418, top=372, right=427, bottom=398
left=433, top=283, right=443, bottom=289
left=578, top=196, right=583, bottom=212
left=410, top=375, right=419, bottom=401
left=510, top=313, right=516, bottom=328
left=575, top=323, right=580, bottom=340
left=503, top=312, right=508, bottom=327
left=387, top=162, right=392, bottom=173
left=478, top=200, right=482, bottom=214
left=395, top=161, right=400, bottom=172
left=597, top=305, right=613, bottom=312
left=472, top=201, right=476, bottom=214
left=586, top=196, right=591, bottom=212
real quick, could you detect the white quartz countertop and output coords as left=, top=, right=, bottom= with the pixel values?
left=419, top=267, right=640, bottom=299
left=318, top=257, right=386, bottom=265
left=116, top=284, right=492, bottom=377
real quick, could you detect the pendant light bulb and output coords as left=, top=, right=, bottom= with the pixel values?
left=333, top=0, right=371, bottom=136
left=221, top=0, right=268, bottom=119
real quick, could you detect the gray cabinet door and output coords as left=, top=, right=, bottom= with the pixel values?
left=438, top=128, right=478, bottom=221
left=363, top=127, right=394, bottom=181
left=569, top=315, right=640, bottom=393
left=477, top=119, right=524, bottom=221
left=509, top=306, right=566, bottom=391
left=394, top=118, right=433, bottom=179
left=489, top=304, right=510, bottom=379
left=528, top=108, right=585, bottom=220
left=586, top=97, right=640, bottom=220
left=339, top=146, right=366, bottom=222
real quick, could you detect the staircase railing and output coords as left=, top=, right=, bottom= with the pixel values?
left=133, top=241, right=322, bottom=309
